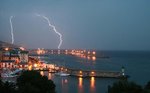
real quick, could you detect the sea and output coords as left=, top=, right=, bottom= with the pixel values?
left=39, top=51, right=150, bottom=93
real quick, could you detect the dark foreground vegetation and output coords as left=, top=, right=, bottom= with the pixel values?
left=108, top=80, right=150, bottom=93
left=0, top=70, right=56, bottom=93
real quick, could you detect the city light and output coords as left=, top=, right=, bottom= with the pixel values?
left=5, top=48, right=9, bottom=51
left=28, top=65, right=32, bottom=70
left=92, top=56, right=96, bottom=61
left=20, top=47, right=25, bottom=50
left=92, top=51, right=96, bottom=55
left=40, top=71, right=44, bottom=76
left=91, top=71, right=95, bottom=75
left=34, top=63, right=37, bottom=67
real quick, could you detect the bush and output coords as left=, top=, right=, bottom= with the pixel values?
left=17, top=70, right=56, bottom=93
left=108, top=80, right=143, bottom=93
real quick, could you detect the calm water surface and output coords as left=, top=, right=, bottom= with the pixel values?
left=40, top=51, right=150, bottom=93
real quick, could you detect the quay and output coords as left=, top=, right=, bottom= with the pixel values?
left=36, top=66, right=128, bottom=79
left=67, top=68, right=124, bottom=78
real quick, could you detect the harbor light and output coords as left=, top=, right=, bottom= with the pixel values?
left=34, top=63, right=37, bottom=67
left=87, top=56, right=91, bottom=60
left=91, top=71, right=95, bottom=74
left=28, top=65, right=32, bottom=70
left=92, top=51, right=96, bottom=55
left=79, top=71, right=83, bottom=77
left=79, top=77, right=83, bottom=87
left=92, top=56, right=96, bottom=61
left=20, top=47, right=25, bottom=50
left=5, top=47, right=9, bottom=51
left=90, top=77, right=95, bottom=88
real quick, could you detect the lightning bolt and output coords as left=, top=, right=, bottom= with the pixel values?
left=36, top=14, right=63, bottom=49
left=10, top=16, right=14, bottom=44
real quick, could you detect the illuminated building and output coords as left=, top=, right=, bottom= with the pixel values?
left=0, top=60, right=17, bottom=69
left=19, top=51, right=29, bottom=63
left=0, top=47, right=30, bottom=70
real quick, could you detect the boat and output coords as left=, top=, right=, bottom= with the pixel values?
left=55, top=71, right=70, bottom=76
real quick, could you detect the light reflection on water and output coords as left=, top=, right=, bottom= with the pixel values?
left=78, top=77, right=83, bottom=93
left=40, top=71, right=44, bottom=76
left=42, top=72, right=97, bottom=93
left=48, top=73, right=52, bottom=80
left=90, top=77, right=96, bottom=93
left=37, top=71, right=117, bottom=93
left=61, top=78, right=69, bottom=93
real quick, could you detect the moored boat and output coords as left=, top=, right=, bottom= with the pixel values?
left=55, top=71, right=70, bottom=76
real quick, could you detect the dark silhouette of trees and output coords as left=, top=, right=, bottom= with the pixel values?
left=0, top=79, right=16, bottom=93
left=144, top=81, right=150, bottom=93
left=17, top=70, right=56, bottom=93
left=108, top=80, right=144, bottom=93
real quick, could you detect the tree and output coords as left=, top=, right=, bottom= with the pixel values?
left=144, top=81, right=150, bottom=93
left=17, top=70, right=56, bottom=93
left=0, top=79, right=16, bottom=93
left=108, top=80, right=143, bottom=93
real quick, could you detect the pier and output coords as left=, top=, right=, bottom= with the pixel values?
left=35, top=65, right=127, bottom=78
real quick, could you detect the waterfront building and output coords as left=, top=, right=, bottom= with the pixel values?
left=0, top=48, right=2, bottom=61
left=18, top=62, right=28, bottom=70
left=0, top=47, right=30, bottom=70
left=0, top=60, right=17, bottom=69
left=19, top=51, right=29, bottom=63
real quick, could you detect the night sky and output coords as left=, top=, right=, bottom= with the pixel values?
left=0, top=0, right=150, bottom=50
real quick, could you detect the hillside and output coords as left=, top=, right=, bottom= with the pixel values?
left=0, top=41, right=19, bottom=48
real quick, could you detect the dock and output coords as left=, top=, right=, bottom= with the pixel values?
left=36, top=66, right=128, bottom=79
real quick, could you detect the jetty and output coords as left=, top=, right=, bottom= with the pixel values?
left=36, top=65, right=128, bottom=79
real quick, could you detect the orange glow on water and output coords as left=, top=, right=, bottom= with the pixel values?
left=87, top=56, right=91, bottom=60
left=90, top=77, right=95, bottom=93
left=40, top=71, right=44, bottom=76
left=78, top=77, right=83, bottom=93
left=90, top=77, right=95, bottom=88
left=48, top=73, right=52, bottom=80
left=79, top=77, right=83, bottom=87
left=64, top=79, right=68, bottom=83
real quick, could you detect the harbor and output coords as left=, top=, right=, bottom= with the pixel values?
left=0, top=47, right=128, bottom=79
left=34, top=64, right=127, bottom=78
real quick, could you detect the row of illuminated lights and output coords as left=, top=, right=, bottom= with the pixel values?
left=4, top=47, right=25, bottom=51
left=37, top=48, right=46, bottom=54
left=28, top=63, right=57, bottom=70
left=79, top=71, right=95, bottom=77
left=36, top=49, right=96, bottom=55
left=70, top=50, right=96, bottom=55
left=70, top=50, right=96, bottom=60
left=31, top=64, right=96, bottom=78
